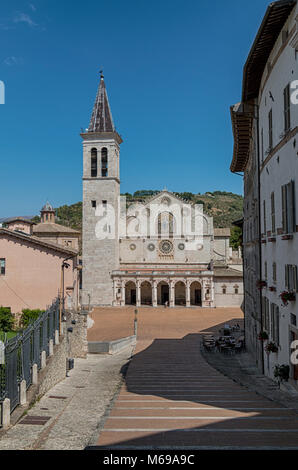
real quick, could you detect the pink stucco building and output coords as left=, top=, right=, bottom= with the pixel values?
left=0, top=227, right=79, bottom=314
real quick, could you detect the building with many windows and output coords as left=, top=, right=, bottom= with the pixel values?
left=230, top=0, right=298, bottom=382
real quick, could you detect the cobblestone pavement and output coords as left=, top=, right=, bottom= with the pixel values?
left=87, top=306, right=243, bottom=342
left=0, top=350, right=132, bottom=450
left=86, top=307, right=298, bottom=450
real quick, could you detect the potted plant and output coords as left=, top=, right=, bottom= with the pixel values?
left=256, top=280, right=267, bottom=290
left=279, top=290, right=296, bottom=306
left=265, top=341, right=278, bottom=353
left=269, top=286, right=276, bottom=292
left=274, top=364, right=290, bottom=387
left=258, top=331, right=269, bottom=341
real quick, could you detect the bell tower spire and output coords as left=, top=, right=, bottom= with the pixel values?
left=88, top=70, right=115, bottom=133
left=81, top=72, right=122, bottom=308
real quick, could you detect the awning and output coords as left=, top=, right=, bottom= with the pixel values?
left=230, top=102, right=254, bottom=173
left=242, top=0, right=296, bottom=102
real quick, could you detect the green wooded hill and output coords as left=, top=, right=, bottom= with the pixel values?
left=31, top=191, right=243, bottom=232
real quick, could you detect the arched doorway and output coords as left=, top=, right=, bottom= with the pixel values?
left=125, top=281, right=136, bottom=305
left=175, top=281, right=186, bottom=306
left=157, top=281, right=169, bottom=305
left=141, top=281, right=152, bottom=306
left=190, top=281, right=202, bottom=306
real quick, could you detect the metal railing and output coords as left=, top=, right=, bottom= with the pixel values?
left=0, top=299, right=60, bottom=426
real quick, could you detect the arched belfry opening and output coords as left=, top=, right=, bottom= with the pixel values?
left=101, top=148, right=108, bottom=177
left=91, top=148, right=97, bottom=177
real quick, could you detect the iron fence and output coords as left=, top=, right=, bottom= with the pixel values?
left=0, top=299, right=60, bottom=426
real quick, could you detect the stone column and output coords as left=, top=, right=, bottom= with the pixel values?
left=186, top=281, right=190, bottom=308
left=49, top=339, right=54, bottom=356
left=152, top=281, right=157, bottom=307
left=136, top=280, right=141, bottom=307
left=170, top=280, right=175, bottom=308
left=32, top=363, right=38, bottom=385
left=20, top=380, right=27, bottom=406
left=2, top=398, right=10, bottom=429
left=113, top=280, right=118, bottom=306
left=201, top=279, right=207, bottom=308
left=121, top=280, right=126, bottom=306
left=210, top=279, right=215, bottom=307
left=41, top=350, right=46, bottom=369
left=55, top=329, right=59, bottom=345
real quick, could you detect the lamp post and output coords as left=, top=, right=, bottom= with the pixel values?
left=134, top=309, right=138, bottom=337
left=59, top=255, right=74, bottom=334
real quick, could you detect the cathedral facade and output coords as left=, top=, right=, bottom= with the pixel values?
left=81, top=75, right=243, bottom=309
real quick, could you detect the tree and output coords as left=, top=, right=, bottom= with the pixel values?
left=230, top=226, right=242, bottom=250
left=20, top=309, right=44, bottom=328
left=0, top=307, right=14, bottom=332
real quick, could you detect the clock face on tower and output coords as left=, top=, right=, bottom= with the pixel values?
left=159, top=240, right=173, bottom=255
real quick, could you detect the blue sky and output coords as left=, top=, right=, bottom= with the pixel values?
left=0, top=0, right=271, bottom=217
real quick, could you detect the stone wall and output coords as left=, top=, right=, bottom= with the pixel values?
left=38, top=311, right=87, bottom=395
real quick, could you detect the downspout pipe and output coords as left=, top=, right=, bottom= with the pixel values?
left=254, top=102, right=265, bottom=375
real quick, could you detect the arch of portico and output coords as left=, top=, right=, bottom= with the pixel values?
left=174, top=280, right=186, bottom=306
left=190, top=281, right=202, bottom=306
left=140, top=280, right=152, bottom=305
left=124, top=280, right=136, bottom=305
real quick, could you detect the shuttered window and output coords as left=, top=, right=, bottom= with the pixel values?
left=268, top=109, right=273, bottom=149
left=271, top=192, right=275, bottom=233
left=270, top=303, right=280, bottom=345
left=284, top=83, right=291, bottom=133
left=272, top=262, right=277, bottom=283
left=281, top=181, right=296, bottom=233
left=285, top=265, right=298, bottom=291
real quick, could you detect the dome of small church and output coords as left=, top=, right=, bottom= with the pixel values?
left=41, top=201, right=54, bottom=212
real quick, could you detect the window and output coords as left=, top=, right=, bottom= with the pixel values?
left=101, top=148, right=108, bottom=177
left=282, top=181, right=296, bottom=233
left=91, top=200, right=96, bottom=208
left=261, top=128, right=264, bottom=162
left=272, top=262, right=277, bottom=283
left=91, top=148, right=97, bottom=177
left=291, top=313, right=297, bottom=326
left=285, top=265, right=298, bottom=291
left=234, top=286, right=239, bottom=294
left=222, top=286, right=226, bottom=294
left=262, top=297, right=270, bottom=331
left=264, top=261, right=267, bottom=280
left=270, top=303, right=280, bottom=345
left=268, top=109, right=273, bottom=149
left=0, top=259, right=5, bottom=275
left=271, top=192, right=275, bottom=233
left=284, top=84, right=291, bottom=133
left=158, top=212, right=175, bottom=239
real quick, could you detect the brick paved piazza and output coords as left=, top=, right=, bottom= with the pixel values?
left=88, top=307, right=298, bottom=450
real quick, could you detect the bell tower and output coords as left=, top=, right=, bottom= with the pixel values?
left=81, top=72, right=122, bottom=307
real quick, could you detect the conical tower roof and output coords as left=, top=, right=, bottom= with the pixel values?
left=88, top=72, right=115, bottom=133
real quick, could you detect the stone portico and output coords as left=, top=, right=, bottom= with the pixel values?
left=112, top=269, right=214, bottom=308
